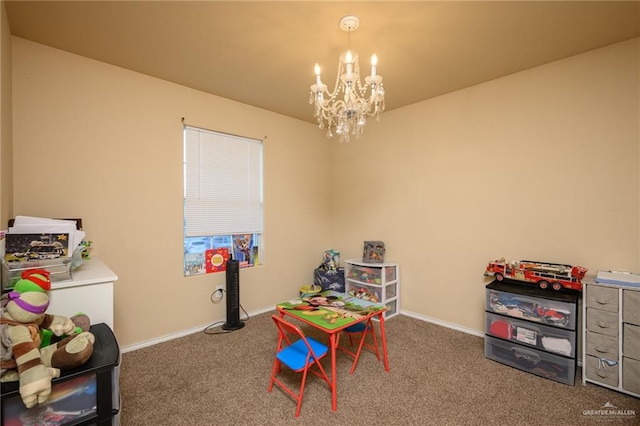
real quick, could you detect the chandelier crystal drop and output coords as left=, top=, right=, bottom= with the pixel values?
left=309, top=15, right=385, bottom=143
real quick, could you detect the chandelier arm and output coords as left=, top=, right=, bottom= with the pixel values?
left=314, top=99, right=347, bottom=125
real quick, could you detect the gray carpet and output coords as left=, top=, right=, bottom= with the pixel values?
left=119, top=312, right=640, bottom=425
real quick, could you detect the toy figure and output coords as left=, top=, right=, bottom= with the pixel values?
left=485, top=258, right=587, bottom=292
left=348, top=287, right=380, bottom=303
left=0, top=272, right=95, bottom=408
left=80, top=240, right=93, bottom=259
left=321, top=249, right=340, bottom=272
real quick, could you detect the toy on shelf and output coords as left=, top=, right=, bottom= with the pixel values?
left=485, top=258, right=587, bottom=292
left=346, top=266, right=382, bottom=284
left=80, top=240, right=93, bottom=259
left=348, top=286, right=380, bottom=303
left=314, top=249, right=345, bottom=292
left=488, top=292, right=570, bottom=328
left=363, top=241, right=385, bottom=263
left=321, top=249, right=340, bottom=272
left=0, top=271, right=94, bottom=409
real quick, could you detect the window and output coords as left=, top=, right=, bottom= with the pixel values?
left=183, top=126, right=263, bottom=276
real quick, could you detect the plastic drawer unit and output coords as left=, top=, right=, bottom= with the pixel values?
left=344, top=259, right=400, bottom=319
left=485, top=280, right=579, bottom=385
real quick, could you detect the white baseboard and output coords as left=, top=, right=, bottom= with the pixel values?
left=124, top=306, right=579, bottom=368
left=399, top=309, right=485, bottom=338
left=120, top=305, right=275, bottom=353
left=121, top=306, right=483, bottom=353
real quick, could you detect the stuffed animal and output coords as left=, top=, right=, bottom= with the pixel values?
left=0, top=272, right=95, bottom=408
left=4, top=269, right=90, bottom=347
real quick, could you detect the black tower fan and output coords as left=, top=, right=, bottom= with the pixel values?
left=222, top=258, right=245, bottom=331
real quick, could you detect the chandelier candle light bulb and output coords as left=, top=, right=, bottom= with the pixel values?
left=309, top=15, right=385, bottom=143
left=371, top=54, right=377, bottom=78
left=345, top=50, right=353, bottom=78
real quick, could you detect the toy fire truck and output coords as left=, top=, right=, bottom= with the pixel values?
left=485, top=258, right=587, bottom=291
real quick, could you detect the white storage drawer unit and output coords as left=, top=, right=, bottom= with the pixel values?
left=344, top=259, right=399, bottom=319
left=485, top=280, right=579, bottom=385
left=582, top=278, right=640, bottom=398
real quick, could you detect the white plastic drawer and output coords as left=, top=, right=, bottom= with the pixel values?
left=345, top=264, right=382, bottom=284
left=385, top=283, right=397, bottom=299
left=385, top=299, right=397, bottom=318
left=371, top=299, right=397, bottom=321
left=486, top=288, right=577, bottom=330
left=384, top=266, right=397, bottom=283
left=484, top=336, right=576, bottom=385
left=345, top=261, right=396, bottom=283
left=346, top=281, right=382, bottom=303
left=486, top=312, right=576, bottom=358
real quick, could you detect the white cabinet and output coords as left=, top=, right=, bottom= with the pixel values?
left=582, top=279, right=640, bottom=397
left=344, top=259, right=399, bottom=319
left=48, top=259, right=118, bottom=330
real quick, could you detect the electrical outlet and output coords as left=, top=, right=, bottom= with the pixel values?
left=216, top=285, right=224, bottom=291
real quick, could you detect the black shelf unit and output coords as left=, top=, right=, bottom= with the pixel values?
left=2, top=323, right=121, bottom=425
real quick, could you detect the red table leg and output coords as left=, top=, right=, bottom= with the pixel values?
left=378, top=312, right=390, bottom=372
left=329, top=333, right=338, bottom=411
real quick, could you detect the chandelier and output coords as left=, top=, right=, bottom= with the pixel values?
left=309, top=15, right=385, bottom=143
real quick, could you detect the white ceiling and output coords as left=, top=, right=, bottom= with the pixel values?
left=5, top=1, right=640, bottom=124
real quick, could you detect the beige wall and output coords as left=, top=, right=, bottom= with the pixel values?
left=11, top=37, right=333, bottom=347
left=9, top=34, right=640, bottom=347
left=0, top=1, right=12, bottom=226
left=331, top=38, right=640, bottom=332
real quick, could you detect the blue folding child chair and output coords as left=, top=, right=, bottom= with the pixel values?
left=268, top=315, right=332, bottom=417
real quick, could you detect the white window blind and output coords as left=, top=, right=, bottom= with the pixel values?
left=184, top=126, right=263, bottom=237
